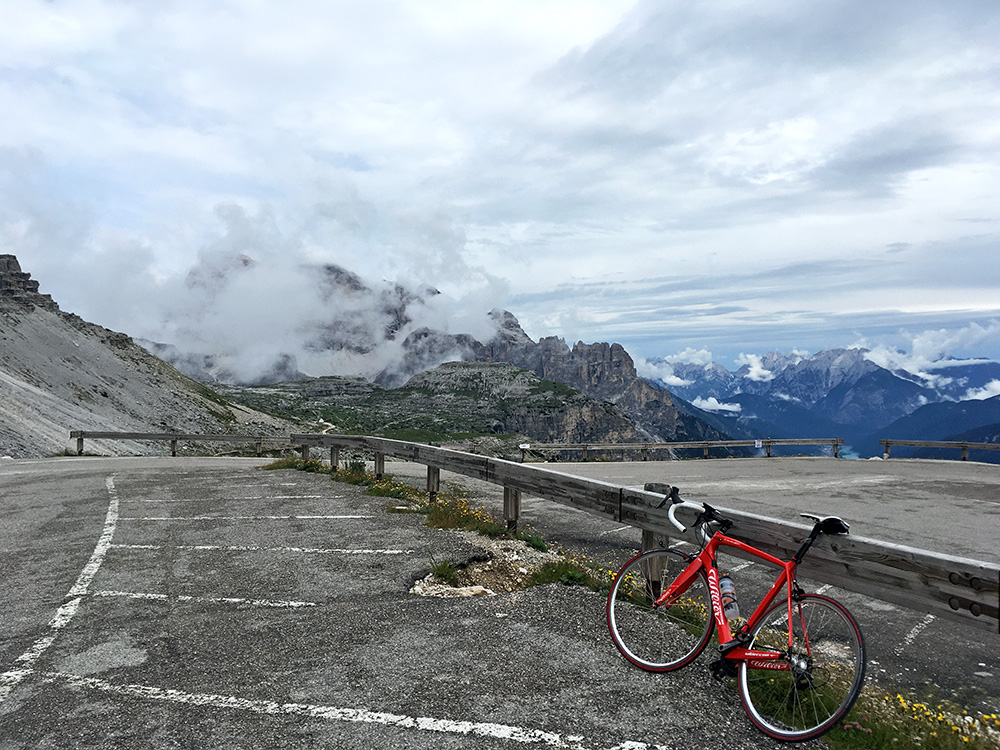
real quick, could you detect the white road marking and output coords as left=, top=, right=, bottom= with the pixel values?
left=92, top=591, right=317, bottom=608
left=132, top=495, right=333, bottom=502
left=111, top=543, right=412, bottom=555
left=815, top=584, right=833, bottom=595
left=131, top=495, right=335, bottom=503
left=37, top=671, right=670, bottom=750
left=0, top=475, right=120, bottom=703
left=895, top=613, right=936, bottom=656
left=118, top=514, right=371, bottom=521
left=598, top=526, right=634, bottom=536
left=242, top=495, right=329, bottom=499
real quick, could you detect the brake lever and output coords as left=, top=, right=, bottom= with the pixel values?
left=654, top=485, right=681, bottom=509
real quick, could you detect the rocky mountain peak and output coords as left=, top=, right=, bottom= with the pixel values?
left=0, top=255, right=59, bottom=311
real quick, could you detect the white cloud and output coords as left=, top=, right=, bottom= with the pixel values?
left=636, top=358, right=693, bottom=387
left=736, top=354, right=775, bottom=382
left=965, top=379, right=1000, bottom=401
left=859, top=321, right=1000, bottom=381
left=692, top=397, right=742, bottom=413
left=662, top=347, right=714, bottom=366
left=773, top=392, right=803, bottom=403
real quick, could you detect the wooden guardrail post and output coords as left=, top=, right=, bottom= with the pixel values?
left=503, top=486, right=521, bottom=531
left=76, top=434, right=84, bottom=455
left=330, top=446, right=340, bottom=471
left=374, top=452, right=385, bottom=479
left=426, top=466, right=440, bottom=500
left=170, top=439, right=178, bottom=457
left=961, top=443, right=969, bottom=461
left=300, top=444, right=310, bottom=461
left=702, top=442, right=710, bottom=459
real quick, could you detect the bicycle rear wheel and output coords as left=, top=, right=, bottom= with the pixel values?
left=606, top=548, right=714, bottom=672
left=738, top=594, right=865, bottom=741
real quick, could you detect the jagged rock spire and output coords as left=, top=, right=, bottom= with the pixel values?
left=0, top=255, right=59, bottom=311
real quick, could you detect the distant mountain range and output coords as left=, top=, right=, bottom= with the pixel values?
left=647, top=350, right=1000, bottom=460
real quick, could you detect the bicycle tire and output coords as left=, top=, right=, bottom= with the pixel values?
left=606, top=548, right=714, bottom=672
left=738, top=593, right=866, bottom=741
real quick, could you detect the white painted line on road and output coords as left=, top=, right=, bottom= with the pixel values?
left=0, top=475, right=120, bottom=703
left=69, top=476, right=121, bottom=597
left=815, top=584, right=833, bottom=595
left=130, top=498, right=203, bottom=503
left=38, top=671, right=670, bottom=750
left=111, top=543, right=413, bottom=555
left=895, top=613, right=936, bottom=656
left=130, top=495, right=342, bottom=503
left=134, top=495, right=333, bottom=501
left=92, top=591, right=317, bottom=608
left=598, top=526, right=635, bottom=536
left=118, top=514, right=371, bottom=521
left=246, top=495, right=329, bottom=499
left=729, top=560, right=754, bottom=573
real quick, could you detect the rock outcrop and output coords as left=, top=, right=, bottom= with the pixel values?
left=477, top=312, right=729, bottom=443
left=0, top=255, right=58, bottom=311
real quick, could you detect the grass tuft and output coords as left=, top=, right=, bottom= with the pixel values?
left=429, top=557, right=461, bottom=587
left=526, top=559, right=605, bottom=591
left=822, top=691, right=1000, bottom=749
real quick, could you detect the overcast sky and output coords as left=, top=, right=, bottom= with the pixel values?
left=2, top=0, right=999, bottom=376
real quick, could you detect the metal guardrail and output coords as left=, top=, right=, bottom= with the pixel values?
left=880, top=439, right=1000, bottom=461
left=520, top=438, right=846, bottom=460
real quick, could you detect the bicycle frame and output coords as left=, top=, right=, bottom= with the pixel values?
left=656, top=530, right=799, bottom=669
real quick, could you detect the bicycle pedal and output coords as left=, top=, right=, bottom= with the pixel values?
left=709, top=659, right=737, bottom=681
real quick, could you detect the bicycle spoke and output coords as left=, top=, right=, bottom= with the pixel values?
left=738, top=595, right=865, bottom=741
left=606, top=548, right=714, bottom=672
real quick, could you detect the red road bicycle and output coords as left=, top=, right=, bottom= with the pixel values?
left=606, top=486, right=866, bottom=742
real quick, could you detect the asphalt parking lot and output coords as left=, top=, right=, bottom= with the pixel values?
left=0, top=456, right=996, bottom=749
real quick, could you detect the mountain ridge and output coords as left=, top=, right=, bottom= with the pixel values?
left=650, top=348, right=1000, bottom=459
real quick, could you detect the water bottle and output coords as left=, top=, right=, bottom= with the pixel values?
left=719, top=574, right=740, bottom=620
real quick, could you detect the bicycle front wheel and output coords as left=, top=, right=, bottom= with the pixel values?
left=738, top=594, right=865, bottom=742
left=606, top=548, right=714, bottom=672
